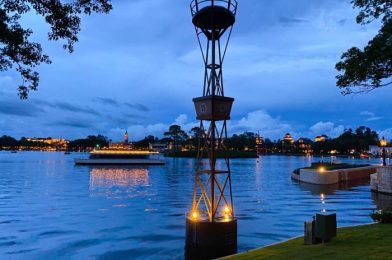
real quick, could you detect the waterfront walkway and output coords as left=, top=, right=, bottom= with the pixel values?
left=225, top=224, right=392, bottom=259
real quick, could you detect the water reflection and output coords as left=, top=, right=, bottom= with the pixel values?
left=372, top=192, right=392, bottom=210
left=89, top=167, right=150, bottom=198
left=296, top=179, right=370, bottom=196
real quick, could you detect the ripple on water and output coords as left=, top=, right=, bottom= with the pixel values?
left=0, top=154, right=390, bottom=259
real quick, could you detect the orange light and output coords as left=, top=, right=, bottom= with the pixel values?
left=91, top=149, right=159, bottom=155
left=318, top=166, right=326, bottom=173
left=224, top=214, right=230, bottom=222
left=192, top=211, right=198, bottom=220
left=224, top=206, right=230, bottom=214
left=380, top=137, right=387, bottom=147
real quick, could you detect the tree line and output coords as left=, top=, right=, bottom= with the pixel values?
left=0, top=125, right=384, bottom=155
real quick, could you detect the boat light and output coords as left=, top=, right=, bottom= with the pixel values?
left=318, top=166, right=326, bottom=173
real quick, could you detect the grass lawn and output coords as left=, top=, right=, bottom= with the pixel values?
left=225, top=224, right=392, bottom=260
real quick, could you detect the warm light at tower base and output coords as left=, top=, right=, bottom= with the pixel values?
left=192, top=211, right=198, bottom=221
left=224, top=206, right=230, bottom=214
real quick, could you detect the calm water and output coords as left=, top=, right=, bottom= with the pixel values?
left=0, top=152, right=390, bottom=259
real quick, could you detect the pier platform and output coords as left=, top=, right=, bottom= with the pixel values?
left=292, top=166, right=377, bottom=185
left=371, top=166, right=392, bottom=195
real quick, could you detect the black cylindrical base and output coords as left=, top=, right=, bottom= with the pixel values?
left=185, top=217, right=237, bottom=260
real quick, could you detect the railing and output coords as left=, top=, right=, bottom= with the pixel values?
left=190, top=0, right=238, bottom=16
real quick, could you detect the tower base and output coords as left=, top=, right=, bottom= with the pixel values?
left=185, top=217, right=237, bottom=260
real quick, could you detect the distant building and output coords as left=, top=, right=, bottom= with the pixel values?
left=369, top=145, right=392, bottom=156
left=109, top=130, right=133, bottom=149
left=255, top=133, right=264, bottom=154
left=297, top=138, right=313, bottom=154
left=281, top=133, right=295, bottom=153
left=124, top=130, right=129, bottom=144
left=283, top=133, right=294, bottom=144
left=315, top=135, right=328, bottom=142
left=149, top=143, right=169, bottom=152
left=25, top=137, right=69, bottom=150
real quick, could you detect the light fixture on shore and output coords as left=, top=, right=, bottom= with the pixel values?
left=380, top=137, right=387, bottom=166
left=318, top=166, right=326, bottom=173
left=192, top=211, right=198, bottom=220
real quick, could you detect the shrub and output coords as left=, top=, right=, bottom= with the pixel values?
left=370, top=208, right=392, bottom=224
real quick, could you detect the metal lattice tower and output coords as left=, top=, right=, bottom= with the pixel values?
left=190, top=0, right=237, bottom=223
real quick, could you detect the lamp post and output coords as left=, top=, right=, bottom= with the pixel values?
left=380, top=136, right=387, bottom=166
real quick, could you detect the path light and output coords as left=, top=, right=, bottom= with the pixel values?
left=192, top=211, right=198, bottom=220
left=185, top=1, right=238, bottom=259
left=318, top=166, right=326, bottom=173
left=380, top=137, right=387, bottom=166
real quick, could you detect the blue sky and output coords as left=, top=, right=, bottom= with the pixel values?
left=1, top=0, right=391, bottom=141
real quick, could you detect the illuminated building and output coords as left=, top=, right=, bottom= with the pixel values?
left=109, top=130, right=133, bottom=149
left=315, top=135, right=328, bottom=142
left=284, top=133, right=294, bottom=144
left=24, top=137, right=69, bottom=150
left=124, top=130, right=129, bottom=144
left=297, top=138, right=313, bottom=154
left=255, top=132, right=263, bottom=155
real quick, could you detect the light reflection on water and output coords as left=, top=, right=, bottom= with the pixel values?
left=0, top=152, right=390, bottom=259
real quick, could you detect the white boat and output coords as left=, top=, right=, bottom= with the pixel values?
left=74, top=149, right=165, bottom=165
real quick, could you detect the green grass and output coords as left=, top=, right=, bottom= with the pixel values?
left=225, top=224, right=392, bottom=260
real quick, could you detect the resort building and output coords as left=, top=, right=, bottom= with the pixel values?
left=315, top=135, right=328, bottom=142
left=369, top=145, right=392, bottom=156
left=283, top=133, right=295, bottom=144
left=297, top=138, right=313, bottom=154
left=281, top=133, right=296, bottom=153
left=24, top=137, right=69, bottom=150
left=108, top=130, right=133, bottom=149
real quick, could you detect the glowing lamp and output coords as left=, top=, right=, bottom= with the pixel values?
left=380, top=137, right=387, bottom=147
left=224, top=206, right=230, bottom=214
left=192, top=211, right=198, bottom=220
left=318, top=166, right=326, bottom=173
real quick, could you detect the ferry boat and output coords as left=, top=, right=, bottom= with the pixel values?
left=74, top=148, right=165, bottom=165
left=74, top=131, right=165, bottom=165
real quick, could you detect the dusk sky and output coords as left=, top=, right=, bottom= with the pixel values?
left=1, top=0, right=391, bottom=142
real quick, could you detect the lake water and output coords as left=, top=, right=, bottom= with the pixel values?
left=0, top=152, right=390, bottom=259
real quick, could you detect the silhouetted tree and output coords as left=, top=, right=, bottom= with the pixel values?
left=0, top=135, right=17, bottom=149
left=164, top=125, right=188, bottom=152
left=134, top=135, right=157, bottom=149
left=0, top=0, right=112, bottom=98
left=336, top=0, right=392, bottom=94
left=68, top=135, right=109, bottom=150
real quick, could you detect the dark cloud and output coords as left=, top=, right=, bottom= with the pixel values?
left=95, top=97, right=119, bottom=106
left=48, top=119, right=92, bottom=129
left=124, top=103, right=150, bottom=112
left=41, top=101, right=100, bottom=116
left=279, top=17, right=308, bottom=25
left=0, top=97, right=45, bottom=117
left=337, top=19, right=347, bottom=26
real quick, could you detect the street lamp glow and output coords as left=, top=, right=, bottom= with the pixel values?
left=318, top=166, right=326, bottom=173
left=380, top=137, right=387, bottom=147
